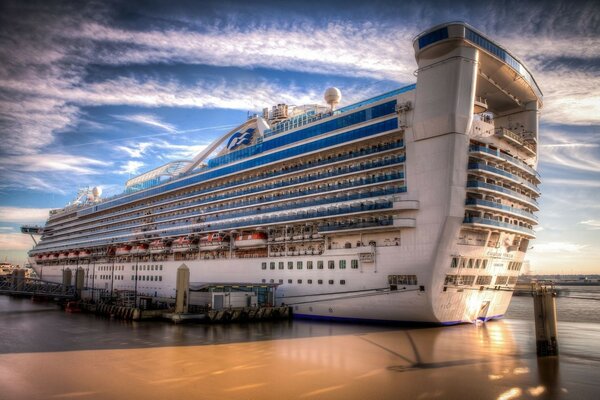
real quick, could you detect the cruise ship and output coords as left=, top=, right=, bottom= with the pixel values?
left=24, top=22, right=542, bottom=324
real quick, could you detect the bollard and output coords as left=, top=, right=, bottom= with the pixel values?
left=62, top=268, right=72, bottom=294
left=533, top=284, right=559, bottom=357
left=75, top=267, right=85, bottom=297
left=175, top=263, right=190, bottom=314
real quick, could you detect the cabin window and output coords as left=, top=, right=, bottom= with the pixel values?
left=270, top=262, right=275, bottom=270
left=297, top=261, right=303, bottom=269
left=450, top=257, right=459, bottom=268
left=328, top=260, right=335, bottom=269
left=318, top=279, right=323, bottom=284
left=307, top=261, right=313, bottom=269
left=288, top=262, right=293, bottom=270
left=317, top=261, right=324, bottom=269
left=339, top=260, right=346, bottom=269
left=297, top=279, right=302, bottom=284
left=308, top=279, right=313, bottom=284
left=261, top=262, right=267, bottom=270
left=279, top=262, right=284, bottom=270
left=328, top=280, right=334, bottom=285
left=340, top=280, right=346, bottom=285
left=288, top=279, right=293, bottom=284
left=351, top=259, right=358, bottom=269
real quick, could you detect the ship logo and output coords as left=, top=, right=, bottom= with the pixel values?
left=227, top=128, right=255, bottom=151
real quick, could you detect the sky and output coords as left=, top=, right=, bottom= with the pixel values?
left=0, top=0, right=598, bottom=274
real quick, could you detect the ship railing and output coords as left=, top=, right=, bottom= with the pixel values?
left=495, top=128, right=537, bottom=156
left=34, top=196, right=401, bottom=252
left=469, top=145, right=539, bottom=179
left=462, top=216, right=535, bottom=236
left=81, top=120, right=403, bottom=214
left=41, top=184, right=406, bottom=249
left=466, top=181, right=539, bottom=208
left=468, top=163, right=540, bottom=194
left=465, top=198, right=538, bottom=221
left=42, top=168, right=407, bottom=244
left=52, top=141, right=405, bottom=232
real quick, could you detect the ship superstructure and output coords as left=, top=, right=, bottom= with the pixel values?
left=25, top=22, right=542, bottom=324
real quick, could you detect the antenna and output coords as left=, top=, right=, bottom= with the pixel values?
left=324, top=87, right=342, bottom=112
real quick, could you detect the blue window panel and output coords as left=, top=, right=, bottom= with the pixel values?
left=82, top=117, right=399, bottom=216
left=418, top=27, right=449, bottom=49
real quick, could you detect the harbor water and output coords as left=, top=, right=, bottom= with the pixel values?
left=1, top=289, right=599, bottom=399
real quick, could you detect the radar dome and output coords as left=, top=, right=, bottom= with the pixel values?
left=324, top=87, right=342, bottom=110
left=92, top=186, right=102, bottom=198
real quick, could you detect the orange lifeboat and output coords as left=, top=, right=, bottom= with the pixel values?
left=67, top=251, right=79, bottom=259
left=58, top=252, right=69, bottom=260
left=150, top=239, right=168, bottom=254
left=235, top=232, right=268, bottom=248
left=172, top=236, right=199, bottom=253
left=48, top=253, right=58, bottom=260
left=115, top=245, right=132, bottom=256
left=199, top=233, right=229, bottom=251
left=79, top=250, right=92, bottom=258
left=131, top=243, right=149, bottom=255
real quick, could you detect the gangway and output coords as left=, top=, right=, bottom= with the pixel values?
left=0, top=276, right=76, bottom=299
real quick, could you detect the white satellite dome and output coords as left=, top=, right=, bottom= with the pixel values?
left=92, top=186, right=102, bottom=198
left=324, top=87, right=342, bottom=110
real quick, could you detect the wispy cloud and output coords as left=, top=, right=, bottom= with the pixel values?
left=0, top=207, right=52, bottom=224
left=531, top=241, right=588, bottom=254
left=0, top=233, right=37, bottom=251
left=117, top=160, right=145, bottom=176
left=115, top=113, right=177, bottom=133
left=580, top=220, right=600, bottom=230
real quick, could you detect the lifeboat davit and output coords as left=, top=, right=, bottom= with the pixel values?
left=199, top=233, right=229, bottom=251
left=235, top=232, right=268, bottom=248
left=149, top=239, right=169, bottom=254
left=131, top=243, right=149, bottom=255
left=172, top=236, right=199, bottom=253
left=79, top=250, right=92, bottom=258
left=115, top=245, right=132, bottom=256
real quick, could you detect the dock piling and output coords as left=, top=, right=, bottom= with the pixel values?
left=533, top=283, right=559, bottom=357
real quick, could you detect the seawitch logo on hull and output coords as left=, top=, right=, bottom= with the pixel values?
left=227, top=128, right=255, bottom=151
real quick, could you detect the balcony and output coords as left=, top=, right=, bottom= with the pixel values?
left=465, top=198, right=537, bottom=223
left=463, top=216, right=535, bottom=237
left=468, top=163, right=540, bottom=194
left=469, top=145, right=539, bottom=181
left=495, top=128, right=536, bottom=156
left=466, top=181, right=539, bottom=210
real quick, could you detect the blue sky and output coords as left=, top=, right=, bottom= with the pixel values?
left=0, top=0, right=598, bottom=273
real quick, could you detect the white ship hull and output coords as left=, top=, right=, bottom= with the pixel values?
left=25, top=23, right=542, bottom=325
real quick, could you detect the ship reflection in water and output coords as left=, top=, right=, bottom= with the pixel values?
left=1, top=297, right=599, bottom=399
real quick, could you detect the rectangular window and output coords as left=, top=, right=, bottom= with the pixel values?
left=481, top=260, right=488, bottom=269
left=339, top=260, right=346, bottom=269
left=307, top=261, right=313, bottom=269
left=351, top=259, right=359, bottom=269
left=297, top=261, right=303, bottom=269
left=317, top=261, right=324, bottom=269
left=261, top=262, right=267, bottom=270
left=318, top=279, right=323, bottom=284
left=297, top=279, right=302, bottom=284
left=288, top=261, right=293, bottom=270
left=476, top=275, right=492, bottom=285
left=328, top=279, right=334, bottom=284
left=159, top=276, right=162, bottom=281
left=495, top=276, right=508, bottom=285
left=270, top=262, right=275, bottom=270
left=279, top=279, right=283, bottom=284
left=340, top=280, right=346, bottom=285
left=450, top=257, right=459, bottom=268
left=279, top=262, right=284, bottom=270
left=467, top=259, right=474, bottom=268
left=328, top=260, right=335, bottom=269
left=308, top=279, right=313, bottom=284
left=288, top=279, right=293, bottom=284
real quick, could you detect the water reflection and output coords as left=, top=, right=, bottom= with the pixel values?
left=1, top=296, right=598, bottom=399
